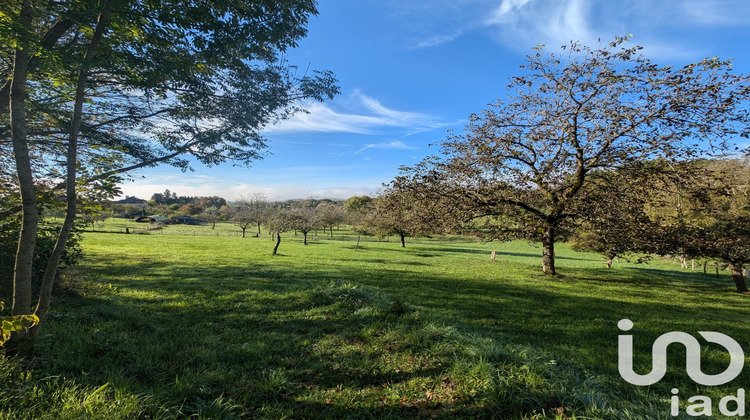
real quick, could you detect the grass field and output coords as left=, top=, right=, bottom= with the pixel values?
left=2, top=222, right=749, bottom=419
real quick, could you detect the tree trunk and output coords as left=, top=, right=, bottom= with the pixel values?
left=355, top=235, right=361, bottom=251
left=33, top=3, right=113, bottom=337
left=303, top=231, right=308, bottom=245
left=330, top=226, right=333, bottom=238
left=257, top=222, right=261, bottom=236
left=10, top=0, right=36, bottom=317
left=272, top=233, right=281, bottom=255
left=606, top=255, right=613, bottom=269
left=241, top=227, right=246, bottom=238
left=542, top=226, right=556, bottom=275
left=703, top=261, right=707, bottom=274
left=400, top=232, right=405, bottom=248
left=729, top=262, right=749, bottom=293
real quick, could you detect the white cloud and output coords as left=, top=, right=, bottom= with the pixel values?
left=484, top=0, right=596, bottom=49
left=263, top=101, right=386, bottom=134
left=263, top=91, right=449, bottom=136
left=354, top=141, right=419, bottom=155
left=386, top=0, right=739, bottom=60
left=486, top=0, right=533, bottom=24
left=118, top=175, right=380, bottom=202
left=682, top=0, right=750, bottom=25
left=412, top=31, right=465, bottom=49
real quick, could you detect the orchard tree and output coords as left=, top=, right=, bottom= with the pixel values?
left=644, top=159, right=750, bottom=292
left=317, top=203, right=344, bottom=237
left=569, top=163, right=665, bottom=268
left=291, top=201, right=320, bottom=245
left=405, top=37, right=750, bottom=275
left=2, top=0, right=338, bottom=340
left=232, top=209, right=255, bottom=238
left=234, top=193, right=269, bottom=237
left=344, top=195, right=375, bottom=250
left=374, top=174, right=459, bottom=247
left=201, top=206, right=227, bottom=230
left=267, top=207, right=295, bottom=255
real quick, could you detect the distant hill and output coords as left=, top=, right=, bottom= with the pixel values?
left=116, top=196, right=148, bottom=205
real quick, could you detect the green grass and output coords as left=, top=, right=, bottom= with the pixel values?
left=2, top=224, right=748, bottom=419
left=81, top=218, right=263, bottom=237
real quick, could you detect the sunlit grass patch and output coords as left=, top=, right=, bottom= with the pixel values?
left=1, top=231, right=747, bottom=418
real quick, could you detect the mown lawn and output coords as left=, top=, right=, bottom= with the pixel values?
left=1, top=225, right=748, bottom=419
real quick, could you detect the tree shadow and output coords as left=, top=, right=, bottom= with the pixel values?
left=30, top=246, right=750, bottom=418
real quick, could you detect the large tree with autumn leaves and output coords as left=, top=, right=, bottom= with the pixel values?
left=398, top=37, right=750, bottom=275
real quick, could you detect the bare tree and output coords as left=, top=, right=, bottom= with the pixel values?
left=233, top=193, right=268, bottom=237
left=291, top=200, right=321, bottom=245
left=316, top=203, right=345, bottom=238
left=267, top=207, right=295, bottom=255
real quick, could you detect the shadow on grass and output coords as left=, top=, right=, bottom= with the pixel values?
left=27, top=246, right=750, bottom=419
left=387, top=245, right=596, bottom=262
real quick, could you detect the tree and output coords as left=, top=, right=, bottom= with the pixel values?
left=232, top=210, right=254, bottom=238
left=233, top=193, right=268, bottom=237
left=2, top=0, right=339, bottom=340
left=344, top=195, right=375, bottom=250
left=372, top=175, right=457, bottom=248
left=643, top=159, right=750, bottom=292
left=290, top=201, right=320, bottom=245
left=344, top=196, right=374, bottom=215
left=402, top=37, right=750, bottom=275
left=569, top=163, right=664, bottom=268
left=316, top=203, right=344, bottom=237
left=201, top=206, right=226, bottom=230
left=267, top=207, right=295, bottom=255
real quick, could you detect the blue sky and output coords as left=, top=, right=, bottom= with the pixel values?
left=118, top=0, right=750, bottom=201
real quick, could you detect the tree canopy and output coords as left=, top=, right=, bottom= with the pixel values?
left=2, top=0, right=338, bottom=340
left=397, top=37, right=750, bottom=275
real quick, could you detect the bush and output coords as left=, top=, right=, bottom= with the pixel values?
left=0, top=211, right=83, bottom=304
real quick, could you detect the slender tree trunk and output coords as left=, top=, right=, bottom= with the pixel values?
left=400, top=232, right=405, bottom=248
left=303, top=231, right=308, bottom=245
left=606, top=255, right=613, bottom=269
left=355, top=235, right=361, bottom=251
left=241, top=227, right=246, bottom=238
left=10, top=0, right=35, bottom=318
left=330, top=226, right=333, bottom=238
left=272, top=233, right=281, bottom=255
left=703, top=261, right=707, bottom=274
left=33, top=3, right=113, bottom=337
left=257, top=221, right=261, bottom=236
left=729, top=262, right=749, bottom=293
left=542, top=225, right=556, bottom=275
